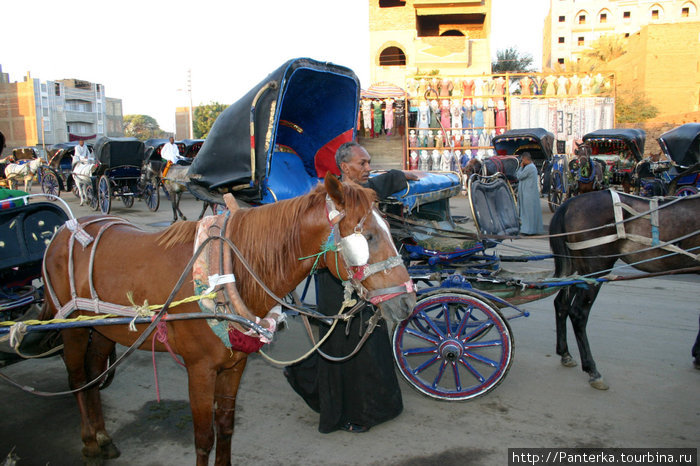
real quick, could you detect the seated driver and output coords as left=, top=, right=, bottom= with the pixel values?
left=161, top=137, right=184, bottom=177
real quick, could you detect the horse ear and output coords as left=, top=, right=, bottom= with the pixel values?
left=324, top=173, right=345, bottom=206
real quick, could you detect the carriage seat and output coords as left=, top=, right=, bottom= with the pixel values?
left=261, top=151, right=319, bottom=204
left=469, top=177, right=520, bottom=237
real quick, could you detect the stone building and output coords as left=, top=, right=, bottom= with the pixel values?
left=607, top=21, right=700, bottom=119
left=0, top=69, right=124, bottom=154
left=543, top=0, right=698, bottom=69
left=369, top=0, right=492, bottom=87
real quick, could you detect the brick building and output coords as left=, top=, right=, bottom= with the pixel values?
left=0, top=69, right=124, bottom=154
left=606, top=21, right=700, bottom=119
left=369, top=0, right=492, bottom=87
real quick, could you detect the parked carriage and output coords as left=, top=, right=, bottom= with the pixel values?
left=581, top=128, right=645, bottom=190
left=89, top=137, right=159, bottom=214
left=40, top=141, right=94, bottom=197
left=492, top=127, right=555, bottom=189
left=179, top=138, right=205, bottom=159
left=646, top=123, right=700, bottom=197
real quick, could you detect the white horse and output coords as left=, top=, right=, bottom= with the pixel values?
left=4, top=157, right=43, bottom=191
left=72, top=162, right=96, bottom=206
left=161, top=164, right=215, bottom=223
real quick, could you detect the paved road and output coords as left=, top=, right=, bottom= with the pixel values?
left=1, top=188, right=698, bottom=465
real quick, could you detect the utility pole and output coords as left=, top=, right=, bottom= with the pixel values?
left=187, top=69, right=194, bottom=139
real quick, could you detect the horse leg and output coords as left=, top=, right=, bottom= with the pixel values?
left=171, top=191, right=180, bottom=223
left=554, top=287, right=577, bottom=367
left=569, top=284, right=608, bottom=390
left=197, top=201, right=212, bottom=220
left=61, top=328, right=104, bottom=463
left=187, top=363, right=217, bottom=466
left=177, top=192, right=187, bottom=221
left=84, top=331, right=120, bottom=460
left=213, top=357, right=248, bottom=466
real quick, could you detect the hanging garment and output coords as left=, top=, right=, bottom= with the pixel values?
left=484, top=99, right=496, bottom=130
left=471, top=133, right=479, bottom=157
left=439, top=78, right=454, bottom=97
left=394, top=99, right=405, bottom=127
left=430, top=150, right=441, bottom=171
left=440, top=100, right=451, bottom=129
left=373, top=100, right=383, bottom=134
left=384, top=99, right=394, bottom=133
left=473, top=78, right=484, bottom=96
left=544, top=75, right=557, bottom=96
left=450, top=100, right=462, bottom=130
left=556, top=76, right=569, bottom=96
left=429, top=100, right=440, bottom=128
left=462, top=100, right=473, bottom=129
left=519, top=77, right=532, bottom=96
left=569, top=75, right=581, bottom=95
left=473, top=100, right=484, bottom=133
left=417, top=102, right=430, bottom=129
left=462, top=79, right=474, bottom=96
left=362, top=100, right=372, bottom=135
left=419, top=150, right=430, bottom=171
left=495, top=99, right=507, bottom=130
left=409, top=130, right=417, bottom=148
left=493, top=76, right=506, bottom=96
left=581, top=75, right=593, bottom=95
left=435, top=131, right=443, bottom=149
left=409, top=150, right=419, bottom=170
left=440, top=150, right=452, bottom=171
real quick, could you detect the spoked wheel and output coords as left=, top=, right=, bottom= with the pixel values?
left=393, top=290, right=514, bottom=401
left=40, top=169, right=60, bottom=200
left=674, top=185, right=698, bottom=197
left=144, top=181, right=160, bottom=212
left=548, top=172, right=563, bottom=212
left=121, top=194, right=134, bottom=208
left=86, top=185, right=99, bottom=211
left=98, top=175, right=112, bottom=214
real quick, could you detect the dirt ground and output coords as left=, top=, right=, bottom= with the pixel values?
left=0, top=190, right=698, bottom=465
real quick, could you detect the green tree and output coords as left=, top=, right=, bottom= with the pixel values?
left=194, top=102, right=229, bottom=138
left=583, top=34, right=627, bottom=65
left=123, top=114, right=167, bottom=139
left=615, top=89, right=659, bottom=123
left=492, top=47, right=535, bottom=73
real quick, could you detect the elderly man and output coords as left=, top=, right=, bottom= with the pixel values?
left=285, top=142, right=417, bottom=434
left=515, top=152, right=544, bottom=235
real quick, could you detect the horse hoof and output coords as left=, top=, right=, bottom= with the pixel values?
left=82, top=445, right=105, bottom=465
left=182, top=216, right=187, bottom=221
left=589, top=376, right=609, bottom=390
left=561, top=355, right=578, bottom=368
left=100, top=441, right=120, bottom=459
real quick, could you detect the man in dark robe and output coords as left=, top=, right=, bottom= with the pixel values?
left=284, top=142, right=416, bottom=433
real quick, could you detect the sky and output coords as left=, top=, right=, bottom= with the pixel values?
left=3, top=0, right=550, bottom=133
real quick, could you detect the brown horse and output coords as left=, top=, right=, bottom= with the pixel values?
left=41, top=175, right=416, bottom=465
left=462, top=155, right=519, bottom=182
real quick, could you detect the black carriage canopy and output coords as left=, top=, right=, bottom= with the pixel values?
left=492, top=128, right=554, bottom=161
left=657, top=123, right=700, bottom=167
left=187, top=58, right=361, bottom=203
left=179, top=139, right=205, bottom=158
left=582, top=128, right=646, bottom=161
left=143, top=138, right=171, bottom=162
left=48, top=141, right=93, bottom=163
left=93, top=137, right=145, bottom=168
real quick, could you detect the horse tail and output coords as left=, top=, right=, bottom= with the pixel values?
left=549, top=198, right=574, bottom=278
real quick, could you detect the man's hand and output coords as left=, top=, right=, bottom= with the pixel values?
left=403, top=171, right=420, bottom=181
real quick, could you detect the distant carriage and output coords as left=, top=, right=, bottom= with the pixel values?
left=648, top=123, right=700, bottom=197
left=87, top=137, right=160, bottom=214
left=40, top=141, right=94, bottom=198
left=492, top=128, right=555, bottom=191
left=581, top=128, right=645, bottom=191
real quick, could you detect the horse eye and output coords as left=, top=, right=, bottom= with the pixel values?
left=365, top=233, right=374, bottom=242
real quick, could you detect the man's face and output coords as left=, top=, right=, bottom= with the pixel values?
left=340, top=147, right=371, bottom=184
left=78, top=140, right=84, bottom=146
left=169, top=137, right=174, bottom=143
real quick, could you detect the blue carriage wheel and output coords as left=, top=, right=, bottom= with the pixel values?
left=41, top=170, right=60, bottom=200
left=393, top=290, right=513, bottom=401
left=145, top=181, right=160, bottom=212
left=675, top=185, right=698, bottom=197
left=98, top=175, right=111, bottom=215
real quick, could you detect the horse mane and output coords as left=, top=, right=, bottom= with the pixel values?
left=230, top=182, right=376, bottom=308
left=157, top=221, right=199, bottom=248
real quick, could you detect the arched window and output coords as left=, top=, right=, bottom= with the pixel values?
left=681, top=1, right=697, bottom=17
left=379, top=47, right=406, bottom=66
left=649, top=3, right=665, bottom=20
left=598, top=8, right=611, bottom=23
left=575, top=10, right=589, bottom=24
left=440, top=29, right=464, bottom=36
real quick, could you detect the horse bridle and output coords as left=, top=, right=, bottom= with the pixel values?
left=324, top=195, right=415, bottom=306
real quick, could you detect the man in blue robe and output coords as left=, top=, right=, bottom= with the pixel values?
left=515, top=152, right=544, bottom=235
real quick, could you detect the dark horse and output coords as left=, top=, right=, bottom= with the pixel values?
left=570, top=145, right=606, bottom=195
left=550, top=190, right=700, bottom=389
left=462, top=155, right=519, bottom=182
left=41, top=175, right=416, bottom=465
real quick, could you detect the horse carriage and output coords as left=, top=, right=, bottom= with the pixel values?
left=581, top=128, right=645, bottom=192
left=2, top=59, right=698, bottom=464
left=84, top=137, right=160, bottom=214
left=2, top=147, right=43, bottom=191
left=637, top=123, right=700, bottom=197
left=39, top=141, right=95, bottom=198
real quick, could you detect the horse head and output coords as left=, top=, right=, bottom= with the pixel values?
left=323, top=175, right=416, bottom=323
left=462, top=158, right=481, bottom=177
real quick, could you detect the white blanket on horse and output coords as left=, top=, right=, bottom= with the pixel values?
left=4, top=158, right=41, bottom=179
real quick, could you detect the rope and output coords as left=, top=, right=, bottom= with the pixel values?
left=258, top=318, right=340, bottom=366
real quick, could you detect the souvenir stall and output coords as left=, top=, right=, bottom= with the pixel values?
left=403, top=72, right=615, bottom=171
left=359, top=83, right=407, bottom=138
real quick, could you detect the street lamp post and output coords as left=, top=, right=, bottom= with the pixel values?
left=187, top=69, right=194, bottom=139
